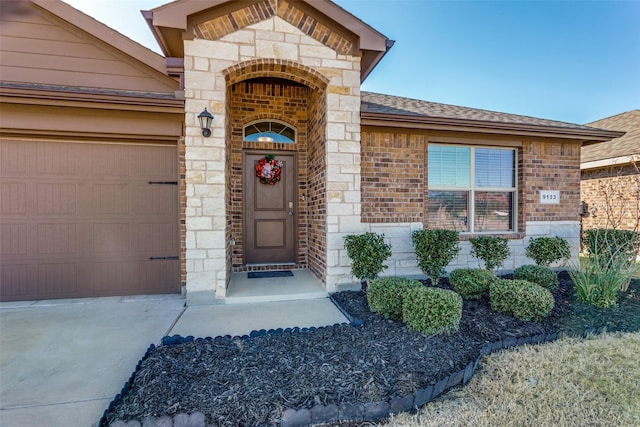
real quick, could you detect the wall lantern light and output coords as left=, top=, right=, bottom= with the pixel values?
left=197, top=108, right=214, bottom=137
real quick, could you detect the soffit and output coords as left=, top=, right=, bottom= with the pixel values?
left=145, top=0, right=392, bottom=82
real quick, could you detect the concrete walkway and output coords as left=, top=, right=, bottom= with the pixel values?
left=0, top=295, right=348, bottom=426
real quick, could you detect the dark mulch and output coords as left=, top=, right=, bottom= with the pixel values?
left=104, top=272, right=640, bottom=426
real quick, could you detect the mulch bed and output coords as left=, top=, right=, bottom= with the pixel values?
left=104, top=272, right=640, bottom=426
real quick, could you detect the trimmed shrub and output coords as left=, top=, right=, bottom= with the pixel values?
left=412, top=229, right=460, bottom=284
left=366, top=277, right=423, bottom=320
left=513, top=264, right=559, bottom=289
left=402, top=286, right=463, bottom=335
left=448, top=268, right=496, bottom=300
left=525, top=236, right=571, bottom=267
left=489, top=279, right=555, bottom=321
left=344, top=232, right=392, bottom=282
left=470, top=236, right=510, bottom=271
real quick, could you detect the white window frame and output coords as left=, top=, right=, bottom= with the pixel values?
left=243, top=120, right=297, bottom=144
left=428, top=144, right=518, bottom=234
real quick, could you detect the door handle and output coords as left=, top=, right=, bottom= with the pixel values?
left=288, top=211, right=293, bottom=216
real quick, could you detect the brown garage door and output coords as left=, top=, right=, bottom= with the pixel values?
left=0, top=140, right=180, bottom=301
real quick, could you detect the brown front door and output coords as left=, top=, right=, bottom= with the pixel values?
left=244, top=152, right=296, bottom=264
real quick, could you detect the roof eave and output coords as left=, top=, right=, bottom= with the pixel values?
left=581, top=154, right=640, bottom=170
left=361, top=112, right=625, bottom=143
left=361, top=40, right=395, bottom=83
left=0, top=84, right=185, bottom=111
left=146, top=0, right=393, bottom=80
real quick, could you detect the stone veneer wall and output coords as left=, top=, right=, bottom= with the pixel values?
left=581, top=164, right=640, bottom=231
left=183, top=15, right=360, bottom=300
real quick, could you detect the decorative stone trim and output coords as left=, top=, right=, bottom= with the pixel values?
left=195, top=0, right=354, bottom=55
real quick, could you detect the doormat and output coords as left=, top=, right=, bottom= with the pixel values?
left=248, top=271, right=294, bottom=279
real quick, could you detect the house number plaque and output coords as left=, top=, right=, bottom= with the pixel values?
left=540, top=190, right=560, bottom=204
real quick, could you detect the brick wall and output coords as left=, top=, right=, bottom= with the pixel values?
left=360, top=131, right=425, bottom=223
left=307, top=88, right=327, bottom=283
left=360, top=134, right=582, bottom=228
left=521, top=140, right=582, bottom=222
left=228, top=81, right=310, bottom=270
left=354, top=133, right=584, bottom=280
left=178, top=137, right=187, bottom=291
left=581, top=164, right=640, bottom=231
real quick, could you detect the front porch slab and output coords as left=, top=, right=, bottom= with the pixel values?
left=226, top=269, right=327, bottom=304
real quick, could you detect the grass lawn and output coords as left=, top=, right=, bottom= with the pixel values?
left=384, top=331, right=640, bottom=427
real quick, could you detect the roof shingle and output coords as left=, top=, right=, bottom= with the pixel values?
left=361, top=91, right=610, bottom=132
left=582, top=110, right=640, bottom=164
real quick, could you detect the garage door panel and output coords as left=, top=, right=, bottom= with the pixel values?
left=36, top=143, right=76, bottom=176
left=139, top=260, right=179, bottom=290
left=37, top=263, right=78, bottom=295
left=90, top=145, right=130, bottom=177
left=0, top=264, right=30, bottom=299
left=37, top=223, right=77, bottom=254
left=36, top=183, right=77, bottom=215
left=0, top=140, right=179, bottom=301
left=93, top=183, right=130, bottom=215
left=136, top=145, right=178, bottom=178
left=132, top=184, right=177, bottom=216
left=0, top=182, right=27, bottom=215
left=0, top=140, right=27, bottom=174
left=1, top=224, right=28, bottom=256
left=139, top=223, right=177, bottom=252
left=93, top=223, right=131, bottom=253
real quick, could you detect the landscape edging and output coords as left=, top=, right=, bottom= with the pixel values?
left=100, top=317, right=627, bottom=426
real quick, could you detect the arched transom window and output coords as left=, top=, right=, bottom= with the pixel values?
left=243, top=120, right=296, bottom=143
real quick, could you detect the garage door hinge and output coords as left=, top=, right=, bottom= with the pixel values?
left=149, top=256, right=179, bottom=260
left=148, top=181, right=178, bottom=185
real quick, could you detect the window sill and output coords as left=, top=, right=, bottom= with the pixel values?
left=459, top=232, right=524, bottom=241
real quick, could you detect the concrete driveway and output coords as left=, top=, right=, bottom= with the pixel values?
left=0, top=295, right=185, bottom=427
left=0, top=295, right=348, bottom=426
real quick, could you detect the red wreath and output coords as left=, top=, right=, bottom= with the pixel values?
left=255, top=155, right=283, bottom=185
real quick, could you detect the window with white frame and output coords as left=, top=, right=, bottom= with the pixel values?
left=428, top=145, right=516, bottom=233
left=243, top=120, right=296, bottom=143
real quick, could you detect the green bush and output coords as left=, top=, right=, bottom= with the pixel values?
left=344, top=232, right=392, bottom=281
left=366, top=277, right=423, bottom=320
left=569, top=257, right=636, bottom=308
left=513, top=264, right=559, bottom=289
left=402, top=286, right=463, bottom=335
left=470, top=236, right=510, bottom=271
left=448, top=268, right=496, bottom=300
left=412, top=229, right=460, bottom=284
left=525, top=237, right=571, bottom=267
left=489, top=279, right=555, bottom=321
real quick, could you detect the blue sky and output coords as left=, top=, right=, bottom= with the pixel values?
left=63, top=0, right=639, bottom=125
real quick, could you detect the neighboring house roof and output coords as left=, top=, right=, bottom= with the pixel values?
left=143, top=0, right=393, bottom=82
left=581, top=110, right=640, bottom=169
left=361, top=92, right=624, bottom=144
